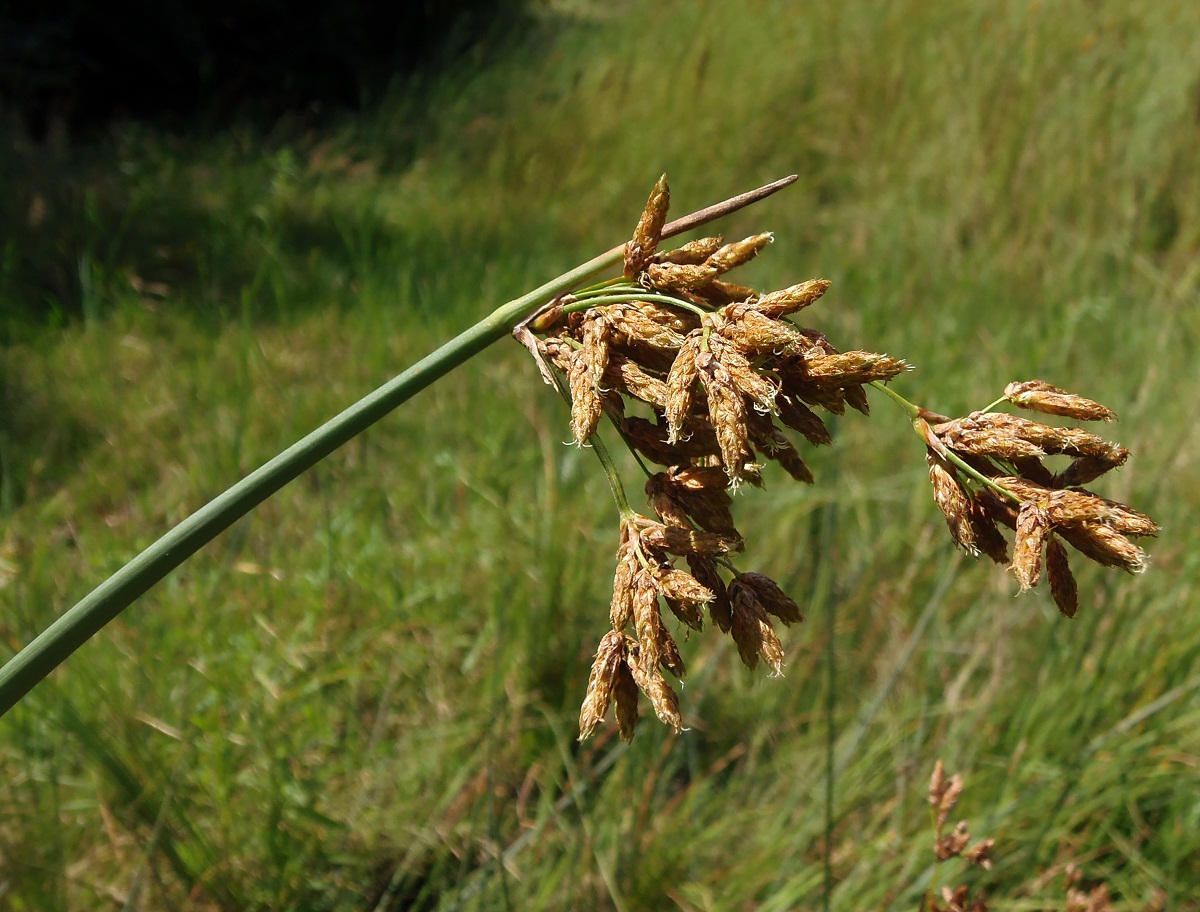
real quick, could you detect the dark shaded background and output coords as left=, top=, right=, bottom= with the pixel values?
left=0, top=0, right=523, bottom=136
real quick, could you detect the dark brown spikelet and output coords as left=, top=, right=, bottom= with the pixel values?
left=705, top=233, right=773, bottom=274
left=638, top=519, right=744, bottom=556
left=652, top=235, right=724, bottom=265
left=622, top=415, right=722, bottom=465
left=578, top=631, right=625, bottom=740
left=688, top=555, right=732, bottom=632
left=753, top=279, right=831, bottom=317
left=748, top=415, right=814, bottom=484
left=1004, top=380, right=1117, bottom=422
left=655, top=567, right=712, bottom=630
left=1045, top=537, right=1079, bottom=618
left=968, top=500, right=1011, bottom=564
left=728, top=578, right=785, bottom=674
left=624, top=174, right=670, bottom=277
left=927, top=450, right=976, bottom=554
left=646, top=467, right=736, bottom=534
left=1011, top=503, right=1050, bottom=590
left=1054, top=447, right=1130, bottom=487
left=613, top=654, right=639, bottom=742
left=735, top=572, right=803, bottom=625
left=776, top=394, right=833, bottom=446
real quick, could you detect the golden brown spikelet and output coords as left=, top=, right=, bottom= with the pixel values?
left=1045, top=537, right=1079, bottom=618
left=710, top=335, right=780, bottom=413
left=705, top=233, right=773, bottom=273
left=1004, top=380, right=1117, bottom=422
left=800, top=351, right=910, bottom=385
left=651, top=235, right=724, bottom=265
left=655, top=567, right=712, bottom=630
left=697, top=279, right=759, bottom=306
left=754, top=279, right=832, bottom=317
left=699, top=352, right=754, bottom=482
left=624, top=174, right=670, bottom=278
left=604, top=353, right=668, bottom=408
left=578, top=631, right=625, bottom=740
left=1056, top=521, right=1148, bottom=573
left=567, top=348, right=604, bottom=444
left=632, top=570, right=663, bottom=671
left=927, top=450, right=977, bottom=554
left=638, top=519, right=744, bottom=556
left=944, top=413, right=1119, bottom=460
left=610, top=536, right=637, bottom=631
left=1011, top=503, right=1050, bottom=590
left=665, top=330, right=704, bottom=442
left=735, top=572, right=803, bottom=625
left=613, top=653, right=639, bottom=741
left=645, top=261, right=721, bottom=293
left=605, top=303, right=689, bottom=352
left=720, top=305, right=806, bottom=355
left=626, top=645, right=683, bottom=733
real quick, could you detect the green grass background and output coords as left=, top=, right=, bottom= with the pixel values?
left=2, top=1, right=1199, bottom=908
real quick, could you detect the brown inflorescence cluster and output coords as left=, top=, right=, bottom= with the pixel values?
left=524, top=175, right=906, bottom=740
left=919, top=379, right=1157, bottom=619
left=519, top=176, right=1157, bottom=741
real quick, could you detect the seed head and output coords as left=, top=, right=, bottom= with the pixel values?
left=1004, top=380, right=1117, bottom=422
left=688, top=554, right=732, bottom=632
left=613, top=653, right=639, bottom=742
left=1011, top=503, right=1050, bottom=590
left=728, top=578, right=785, bottom=674
left=705, top=233, right=773, bottom=274
left=578, top=631, right=625, bottom=740
left=645, top=261, right=721, bottom=293
left=1045, top=537, right=1079, bottom=618
left=754, top=279, right=832, bottom=317
left=624, top=174, right=670, bottom=277
left=627, top=644, right=683, bottom=733
left=927, top=450, right=977, bottom=555
left=734, top=572, right=803, bottom=625
left=652, top=235, right=724, bottom=265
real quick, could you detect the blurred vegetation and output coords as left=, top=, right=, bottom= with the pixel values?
left=1, top=0, right=1199, bottom=909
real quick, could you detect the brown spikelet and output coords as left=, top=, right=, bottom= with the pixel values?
left=754, top=279, right=831, bottom=317
left=705, top=233, right=773, bottom=274
left=645, top=261, right=720, bottom=293
left=800, top=351, right=909, bottom=385
left=1045, top=537, right=1079, bottom=618
left=624, top=174, right=669, bottom=277
left=632, top=570, right=663, bottom=671
left=578, top=631, right=625, bottom=740
left=1056, top=522, right=1148, bottom=573
left=1054, top=447, right=1129, bottom=487
left=710, top=335, right=780, bottom=413
left=1004, top=380, right=1117, bottom=422
left=610, top=538, right=637, bottom=631
left=776, top=394, right=833, bottom=446
left=655, top=567, right=712, bottom=630
left=748, top=415, right=814, bottom=483
left=606, top=302, right=690, bottom=352
left=728, top=579, right=785, bottom=673
left=968, top=499, right=1011, bottom=564
left=639, top=519, right=744, bottom=556
left=627, top=645, right=683, bottom=733
left=622, top=415, right=722, bottom=465
left=943, top=412, right=1119, bottom=460
left=1011, top=503, right=1050, bottom=590
left=652, top=235, right=724, bottom=265
left=720, top=305, right=806, bottom=356
left=613, top=655, right=639, bottom=741
left=843, top=383, right=871, bottom=415
left=699, top=352, right=754, bottom=482
left=604, top=353, right=668, bottom=408
left=688, top=554, right=732, bottom=632
left=646, top=467, right=736, bottom=534
left=697, top=279, right=758, bottom=306
left=1009, top=455, right=1056, bottom=487
left=735, top=572, right=803, bottom=625
left=665, top=331, right=704, bottom=441
left=567, top=348, right=604, bottom=444
left=927, top=450, right=977, bottom=554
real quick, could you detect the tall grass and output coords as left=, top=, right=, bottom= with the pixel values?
left=2, top=0, right=1198, bottom=908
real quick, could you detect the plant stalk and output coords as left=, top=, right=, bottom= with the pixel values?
left=0, top=174, right=798, bottom=717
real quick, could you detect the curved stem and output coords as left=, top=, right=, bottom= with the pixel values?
left=0, top=174, right=801, bottom=717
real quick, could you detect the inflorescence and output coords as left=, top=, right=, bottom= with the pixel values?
left=514, top=176, right=1158, bottom=741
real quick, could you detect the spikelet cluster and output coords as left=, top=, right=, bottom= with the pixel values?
left=529, top=176, right=902, bottom=739
left=920, top=381, right=1157, bottom=617
left=523, top=175, right=1156, bottom=740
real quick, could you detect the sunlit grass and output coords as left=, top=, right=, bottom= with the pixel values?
left=2, top=0, right=1199, bottom=908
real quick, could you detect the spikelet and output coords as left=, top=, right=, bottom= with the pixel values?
left=655, top=567, right=712, bottom=630
left=1045, top=537, right=1079, bottom=618
left=631, top=570, right=664, bottom=671
left=652, top=235, right=724, bottom=265
left=728, top=578, right=785, bottom=673
left=1004, top=380, right=1117, bottom=422
left=613, top=652, right=639, bottom=741
left=698, top=351, right=754, bottom=482
left=665, top=330, right=704, bottom=442
left=734, top=572, right=803, bottom=625
left=1056, top=522, right=1148, bottom=574
left=638, top=518, right=744, bottom=556
left=567, top=348, right=604, bottom=444
left=1054, top=448, right=1129, bottom=487
left=645, top=261, right=721, bottom=293
left=610, top=533, right=637, bottom=631
left=1011, top=503, right=1050, bottom=590
left=968, top=499, right=1010, bottom=564
left=800, top=351, right=909, bottom=385
left=688, top=555, right=732, bottom=632
left=705, top=233, right=773, bottom=273
left=719, top=305, right=806, bottom=355
left=627, top=644, right=683, bottom=733
left=624, top=174, right=670, bottom=277
left=753, top=278, right=831, bottom=317
left=776, top=394, right=832, bottom=446
left=927, top=450, right=977, bottom=555
left=578, top=631, right=625, bottom=740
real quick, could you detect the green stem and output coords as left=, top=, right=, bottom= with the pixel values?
left=868, top=379, right=921, bottom=419
left=0, top=174, right=799, bottom=716
left=979, top=395, right=1008, bottom=413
